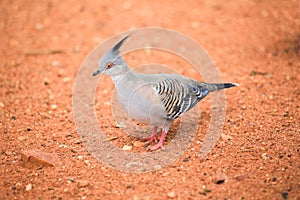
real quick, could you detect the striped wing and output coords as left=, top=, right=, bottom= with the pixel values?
left=153, top=76, right=209, bottom=120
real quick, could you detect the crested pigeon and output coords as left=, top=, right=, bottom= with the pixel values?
left=93, top=35, right=238, bottom=151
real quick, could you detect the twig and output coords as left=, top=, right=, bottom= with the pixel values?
left=24, top=49, right=64, bottom=56
left=105, top=136, right=118, bottom=141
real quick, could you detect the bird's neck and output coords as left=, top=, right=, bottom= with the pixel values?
left=111, top=65, right=138, bottom=84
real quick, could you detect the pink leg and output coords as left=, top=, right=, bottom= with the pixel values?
left=140, top=126, right=158, bottom=143
left=147, top=129, right=167, bottom=151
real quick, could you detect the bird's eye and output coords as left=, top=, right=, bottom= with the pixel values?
left=106, top=62, right=114, bottom=69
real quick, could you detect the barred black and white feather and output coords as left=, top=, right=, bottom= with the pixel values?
left=153, top=76, right=209, bottom=120
left=152, top=76, right=238, bottom=120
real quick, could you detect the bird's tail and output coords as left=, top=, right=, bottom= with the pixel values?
left=206, top=83, right=239, bottom=92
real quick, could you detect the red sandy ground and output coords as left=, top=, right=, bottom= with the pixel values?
left=1, top=0, right=299, bottom=199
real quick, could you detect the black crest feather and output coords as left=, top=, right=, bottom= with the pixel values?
left=112, top=34, right=131, bottom=53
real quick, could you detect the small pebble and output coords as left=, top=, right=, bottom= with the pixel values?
left=51, top=60, right=62, bottom=67
left=126, top=184, right=134, bottom=189
left=167, top=191, right=176, bottom=198
left=77, top=180, right=89, bottom=188
left=133, top=141, right=144, bottom=148
left=104, top=101, right=111, bottom=106
left=162, top=172, right=170, bottom=177
left=236, top=174, right=248, bottom=181
left=15, top=182, right=23, bottom=190
left=153, top=164, right=161, bottom=170
left=71, top=149, right=77, bottom=153
left=65, top=132, right=73, bottom=138
left=182, top=157, right=189, bottom=162
left=215, top=172, right=227, bottom=184
left=221, top=133, right=232, bottom=141
left=21, top=150, right=59, bottom=167
left=58, top=69, right=65, bottom=76
left=271, top=177, right=277, bottom=182
left=116, top=122, right=126, bottom=128
left=51, top=104, right=57, bottom=110
left=122, top=145, right=132, bottom=151
left=282, top=191, right=288, bottom=200
left=261, top=153, right=268, bottom=160
left=25, top=183, right=32, bottom=191
left=74, top=139, right=82, bottom=144
left=62, top=77, right=71, bottom=83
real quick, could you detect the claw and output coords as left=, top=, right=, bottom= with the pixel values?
left=147, top=141, right=165, bottom=151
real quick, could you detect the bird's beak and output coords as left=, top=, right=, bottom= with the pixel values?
left=92, top=69, right=100, bottom=76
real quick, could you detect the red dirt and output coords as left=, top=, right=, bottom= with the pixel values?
left=1, top=0, right=299, bottom=199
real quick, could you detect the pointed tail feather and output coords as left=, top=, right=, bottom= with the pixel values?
left=206, top=83, right=239, bottom=92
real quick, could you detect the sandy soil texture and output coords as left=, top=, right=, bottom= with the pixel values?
left=1, top=0, right=299, bottom=199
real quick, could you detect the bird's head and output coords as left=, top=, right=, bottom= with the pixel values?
left=92, top=35, right=130, bottom=77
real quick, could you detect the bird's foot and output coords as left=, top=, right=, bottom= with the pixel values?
left=147, top=141, right=164, bottom=151
left=140, top=133, right=158, bottom=144
left=146, top=129, right=167, bottom=151
left=141, top=127, right=167, bottom=151
left=140, top=126, right=158, bottom=146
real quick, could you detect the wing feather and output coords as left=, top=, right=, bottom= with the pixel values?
left=153, top=76, right=209, bottom=120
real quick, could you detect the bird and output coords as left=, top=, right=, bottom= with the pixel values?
left=92, top=35, right=238, bottom=151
